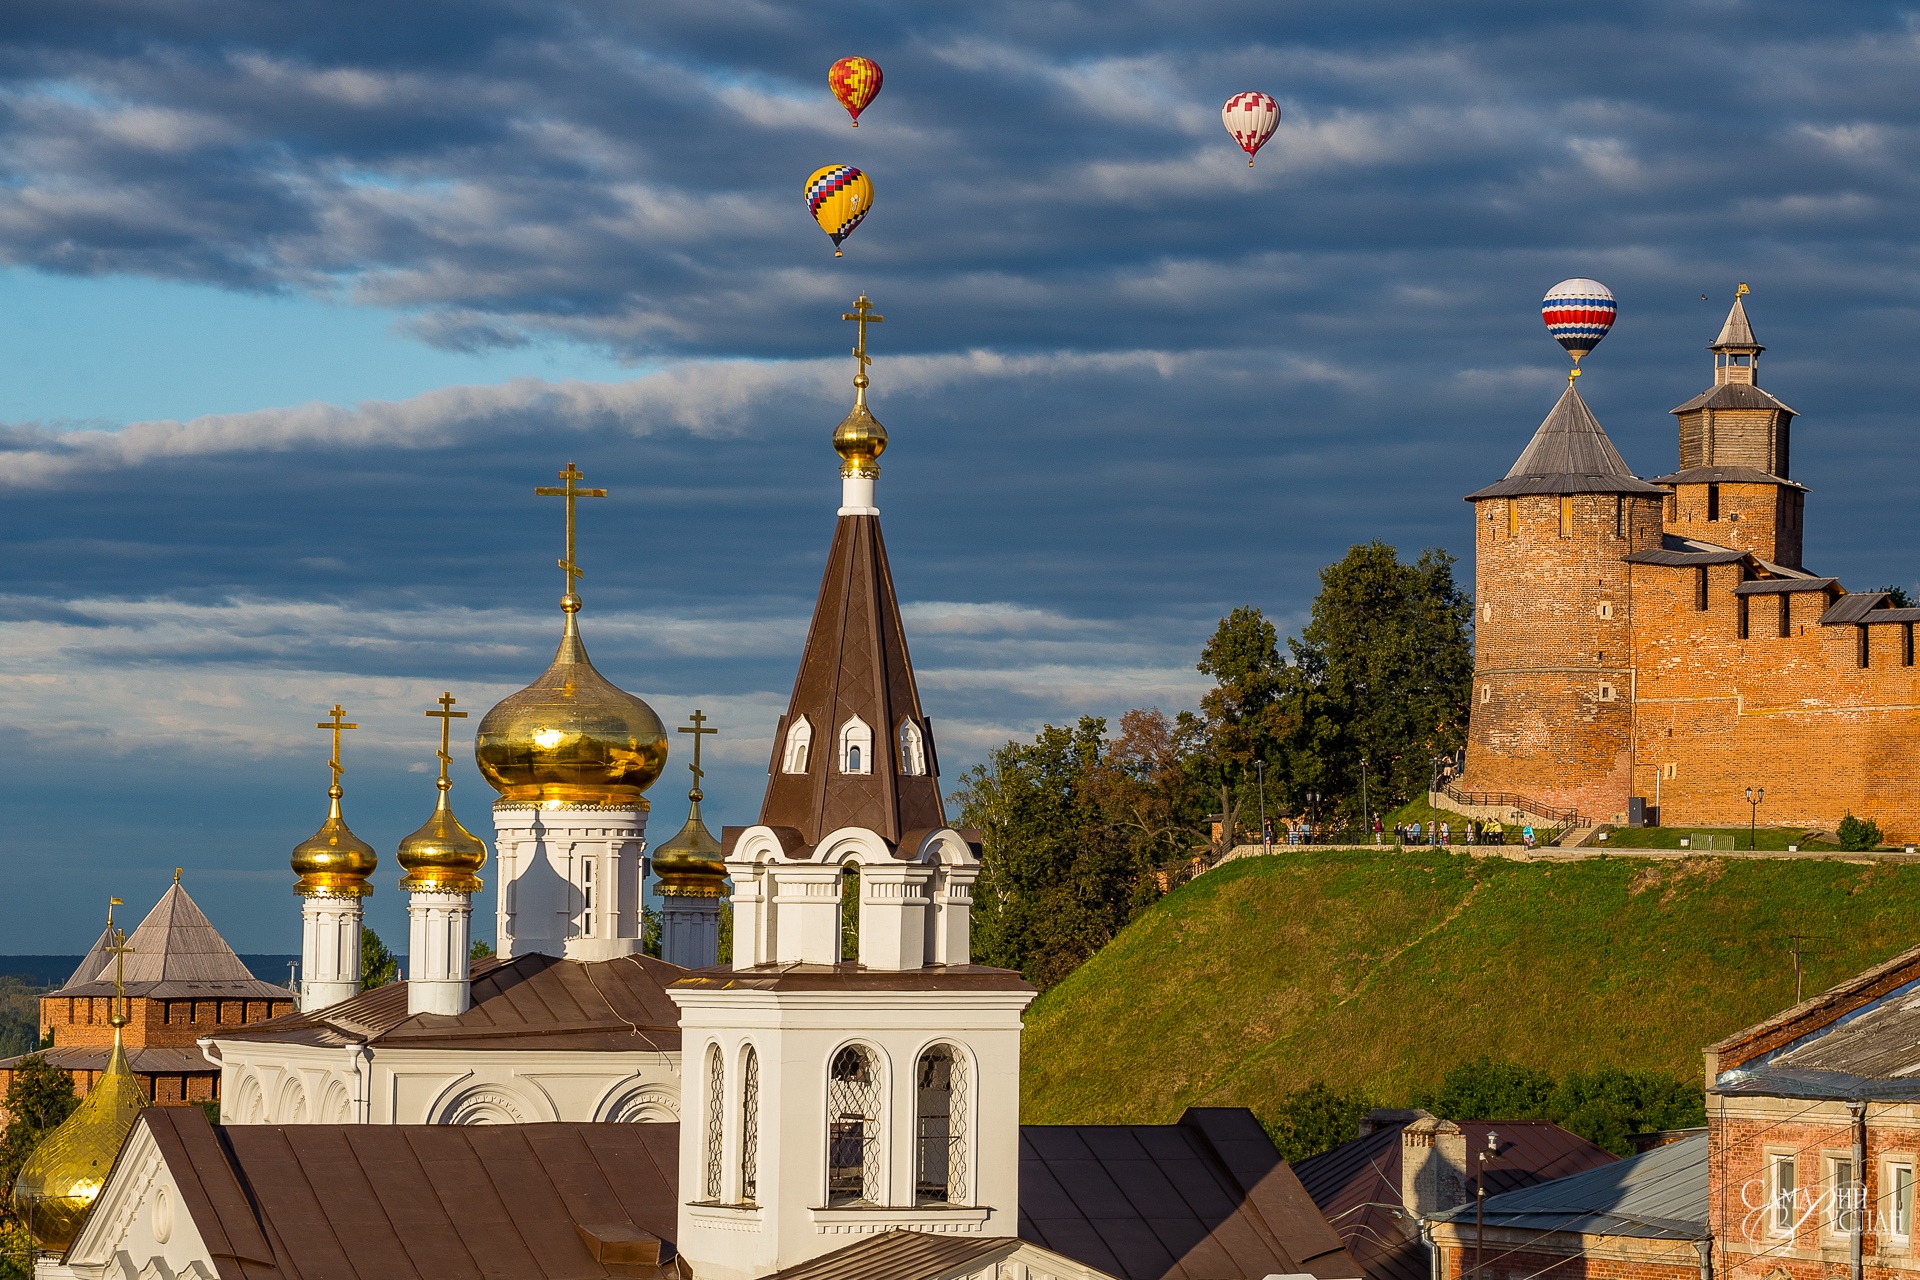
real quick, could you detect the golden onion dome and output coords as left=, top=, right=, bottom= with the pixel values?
left=476, top=615, right=668, bottom=807
left=290, top=796, right=377, bottom=898
left=653, top=791, right=727, bottom=898
left=397, top=799, right=488, bottom=893
left=11, top=1025, right=145, bottom=1252
left=832, top=378, right=887, bottom=477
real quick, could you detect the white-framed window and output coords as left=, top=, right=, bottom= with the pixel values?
left=915, top=1044, right=970, bottom=1205
left=827, top=1044, right=882, bottom=1205
left=581, top=858, right=595, bottom=936
left=1598, top=682, right=1617, bottom=702
left=898, top=719, right=928, bottom=777
left=1888, top=1161, right=1914, bottom=1241
left=739, top=1045, right=760, bottom=1204
left=1482, top=602, right=1493, bottom=623
left=1598, top=601, right=1614, bottom=620
left=839, top=716, right=873, bottom=776
left=1481, top=685, right=1491, bottom=705
left=782, top=716, right=813, bottom=774
left=1769, top=1151, right=1798, bottom=1236
left=1663, top=762, right=1677, bottom=781
left=1830, top=1156, right=1862, bottom=1235
left=704, top=1044, right=725, bottom=1200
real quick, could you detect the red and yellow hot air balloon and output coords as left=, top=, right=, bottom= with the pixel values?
left=829, top=57, right=883, bottom=126
left=805, top=164, right=873, bottom=257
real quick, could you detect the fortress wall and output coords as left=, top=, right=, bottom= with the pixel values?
left=1664, top=481, right=1803, bottom=567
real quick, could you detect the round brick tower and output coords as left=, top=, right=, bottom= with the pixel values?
left=1459, top=383, right=1667, bottom=825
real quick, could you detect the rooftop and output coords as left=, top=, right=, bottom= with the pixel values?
left=1431, top=1132, right=1707, bottom=1240
left=56, top=883, right=291, bottom=1002
left=1465, top=385, right=1667, bottom=501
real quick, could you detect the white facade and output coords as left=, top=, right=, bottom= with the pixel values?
left=407, top=889, right=473, bottom=1015
left=661, top=897, right=723, bottom=970
left=205, top=1037, right=681, bottom=1126
left=58, top=1119, right=216, bottom=1280
left=298, top=896, right=363, bottom=1012
left=492, top=801, right=648, bottom=960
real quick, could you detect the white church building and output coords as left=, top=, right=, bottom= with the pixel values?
left=16, top=300, right=1363, bottom=1280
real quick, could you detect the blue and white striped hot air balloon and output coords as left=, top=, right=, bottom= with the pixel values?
left=1541, top=278, right=1616, bottom=365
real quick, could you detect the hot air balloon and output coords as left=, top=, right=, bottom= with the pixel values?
left=1541, top=278, right=1617, bottom=367
left=830, top=57, right=883, bottom=126
left=1222, top=91, right=1280, bottom=166
left=806, top=164, right=873, bottom=257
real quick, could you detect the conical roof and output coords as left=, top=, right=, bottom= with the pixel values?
left=1711, top=296, right=1761, bottom=350
left=1465, top=385, right=1667, bottom=499
left=63, top=927, right=115, bottom=989
left=54, top=883, right=290, bottom=999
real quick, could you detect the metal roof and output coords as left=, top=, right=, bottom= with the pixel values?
left=1465, top=386, right=1667, bottom=501
left=1712, top=296, right=1760, bottom=349
left=1020, top=1109, right=1362, bottom=1280
left=1430, top=1133, right=1708, bottom=1240
left=56, top=884, right=292, bottom=1002
left=0, top=1045, right=218, bottom=1076
left=1291, top=1120, right=1617, bottom=1280
left=1669, top=382, right=1797, bottom=416
left=760, top=1232, right=1017, bottom=1280
left=1623, top=547, right=1751, bottom=567
left=1734, top=578, right=1839, bottom=596
left=1647, top=464, right=1806, bottom=491
left=1820, top=593, right=1890, bottom=625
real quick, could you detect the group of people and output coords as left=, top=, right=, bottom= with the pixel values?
left=1390, top=817, right=1538, bottom=849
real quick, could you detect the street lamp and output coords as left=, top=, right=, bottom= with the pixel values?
left=1476, top=1130, right=1500, bottom=1280
left=1361, top=757, right=1371, bottom=844
left=1746, top=786, right=1765, bottom=850
left=1306, top=791, right=1320, bottom=844
left=1254, top=759, right=1268, bottom=852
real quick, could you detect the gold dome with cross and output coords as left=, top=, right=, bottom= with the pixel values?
left=475, top=463, right=668, bottom=807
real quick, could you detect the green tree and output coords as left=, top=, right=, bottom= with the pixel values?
left=1544, top=1066, right=1705, bottom=1156
left=1873, top=585, right=1916, bottom=608
left=1280, top=542, right=1474, bottom=820
left=1424, top=1056, right=1555, bottom=1120
left=1260, top=1080, right=1378, bottom=1162
left=361, top=927, right=399, bottom=990
left=1838, top=814, right=1883, bottom=852
left=0, top=1055, right=79, bottom=1236
left=469, top=938, right=494, bottom=962
left=1190, top=609, right=1297, bottom=849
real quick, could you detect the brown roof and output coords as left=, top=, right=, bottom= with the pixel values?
left=1465, top=386, right=1667, bottom=501
left=1669, top=382, right=1797, bottom=417
left=761, top=1231, right=1017, bottom=1280
left=1711, top=295, right=1760, bottom=349
left=1647, top=464, right=1806, bottom=491
left=135, top=1108, right=685, bottom=1280
left=1623, top=535, right=1754, bottom=568
left=0, top=1045, right=217, bottom=1076
left=757, top=513, right=947, bottom=854
left=1733, top=578, right=1840, bottom=596
left=1019, top=1108, right=1362, bottom=1280
left=1291, top=1119, right=1616, bottom=1280
left=1820, top=592, right=1895, bottom=626
left=57, top=884, right=292, bottom=1002
left=671, top=961, right=1034, bottom=995
left=214, top=953, right=683, bottom=1053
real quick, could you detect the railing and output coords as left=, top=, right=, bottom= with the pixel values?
left=1438, top=784, right=1585, bottom=846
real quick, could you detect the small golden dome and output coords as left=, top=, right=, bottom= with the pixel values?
left=476, top=621, right=668, bottom=806
left=397, top=801, right=487, bottom=893
left=653, top=792, right=727, bottom=898
left=11, top=1028, right=145, bottom=1251
left=291, top=801, right=377, bottom=898
left=833, top=384, right=887, bottom=478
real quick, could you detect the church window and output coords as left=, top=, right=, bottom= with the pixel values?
left=704, top=1045, right=725, bottom=1200
left=739, top=1046, right=760, bottom=1203
left=827, top=1045, right=882, bottom=1205
left=839, top=716, right=873, bottom=775
left=840, top=866, right=861, bottom=962
left=1559, top=496, right=1573, bottom=538
left=782, top=716, right=813, bottom=774
left=1707, top=484, right=1721, bottom=522
left=898, top=720, right=927, bottom=776
left=915, top=1044, right=969, bottom=1205
left=581, top=858, right=595, bottom=936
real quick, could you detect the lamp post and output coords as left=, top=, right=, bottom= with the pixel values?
left=1746, top=786, right=1765, bottom=850
left=1476, top=1130, right=1500, bottom=1280
left=1254, top=760, right=1268, bottom=852
left=1361, top=757, right=1371, bottom=844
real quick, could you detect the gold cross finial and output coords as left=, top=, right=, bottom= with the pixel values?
left=535, top=462, right=607, bottom=620
left=174, top=868, right=181, bottom=884
left=103, top=906, right=135, bottom=1028
left=1736, top=282, right=1750, bottom=298
left=677, top=708, right=717, bottom=801
left=316, top=704, right=359, bottom=813
left=842, top=295, right=884, bottom=392
left=425, top=691, right=469, bottom=802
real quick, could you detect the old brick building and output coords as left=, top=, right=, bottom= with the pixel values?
left=1459, top=294, right=1919, bottom=840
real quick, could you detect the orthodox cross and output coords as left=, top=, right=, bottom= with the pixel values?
left=425, top=692, right=468, bottom=795
left=317, top=704, right=359, bottom=798
left=842, top=295, right=883, bottom=381
left=103, top=901, right=134, bottom=1026
left=536, top=462, right=607, bottom=599
left=677, top=708, right=717, bottom=798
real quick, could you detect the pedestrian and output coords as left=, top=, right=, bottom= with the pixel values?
left=1522, top=823, right=1536, bottom=850
left=1440, top=820, right=1451, bottom=846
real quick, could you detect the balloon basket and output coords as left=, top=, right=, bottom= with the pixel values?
left=834, top=249, right=843, bottom=257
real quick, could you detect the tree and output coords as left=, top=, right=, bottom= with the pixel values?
left=361, top=927, right=399, bottom=990
left=1261, top=1080, right=1378, bottom=1162
left=1873, top=585, right=1916, bottom=608
left=1839, top=814, right=1883, bottom=852
left=0, top=1055, right=78, bottom=1236
left=1190, top=609, right=1297, bottom=849
left=1279, top=542, right=1474, bottom=819
left=469, top=939, right=494, bottom=962
left=1544, top=1066, right=1705, bottom=1156
left=1424, top=1057, right=1555, bottom=1120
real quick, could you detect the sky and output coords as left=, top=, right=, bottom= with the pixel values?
left=1, top=0, right=1917, bottom=954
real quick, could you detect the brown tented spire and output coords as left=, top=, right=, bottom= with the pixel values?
left=758, top=513, right=945, bottom=853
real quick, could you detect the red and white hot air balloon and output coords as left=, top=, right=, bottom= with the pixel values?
left=1541, top=278, right=1617, bottom=367
left=1222, top=91, right=1280, bottom=166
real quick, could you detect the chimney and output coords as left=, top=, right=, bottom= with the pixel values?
left=1401, top=1117, right=1469, bottom=1217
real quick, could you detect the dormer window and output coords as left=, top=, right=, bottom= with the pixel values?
left=782, top=716, right=813, bottom=774
left=898, top=720, right=927, bottom=776
left=839, top=716, right=873, bottom=775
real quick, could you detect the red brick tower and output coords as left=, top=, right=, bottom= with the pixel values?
left=1650, top=288, right=1807, bottom=567
left=1459, top=383, right=1667, bottom=824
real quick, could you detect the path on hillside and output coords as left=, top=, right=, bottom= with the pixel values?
left=1333, top=875, right=1483, bottom=1011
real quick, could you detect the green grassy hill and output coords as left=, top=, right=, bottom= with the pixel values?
left=1021, top=848, right=1920, bottom=1124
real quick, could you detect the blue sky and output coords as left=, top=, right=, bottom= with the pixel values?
left=1, top=0, right=1917, bottom=953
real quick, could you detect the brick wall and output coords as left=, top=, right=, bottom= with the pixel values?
left=1665, top=482, right=1804, bottom=569
left=1432, top=1228, right=1703, bottom=1280
left=38, top=995, right=293, bottom=1050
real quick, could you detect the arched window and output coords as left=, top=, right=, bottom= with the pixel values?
left=704, top=1045, right=725, bottom=1200
left=827, top=1045, right=881, bottom=1205
left=782, top=716, right=813, bottom=774
left=839, top=716, right=873, bottom=775
left=915, top=1045, right=969, bottom=1204
left=739, top=1046, right=760, bottom=1203
left=898, top=720, right=927, bottom=776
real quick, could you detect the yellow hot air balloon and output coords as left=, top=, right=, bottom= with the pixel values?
left=805, top=164, right=872, bottom=258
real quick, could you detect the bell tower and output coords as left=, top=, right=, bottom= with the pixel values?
left=668, top=298, right=1034, bottom=1280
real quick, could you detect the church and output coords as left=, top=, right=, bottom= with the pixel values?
left=11, top=299, right=1364, bottom=1280
left=1457, top=290, right=1919, bottom=841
